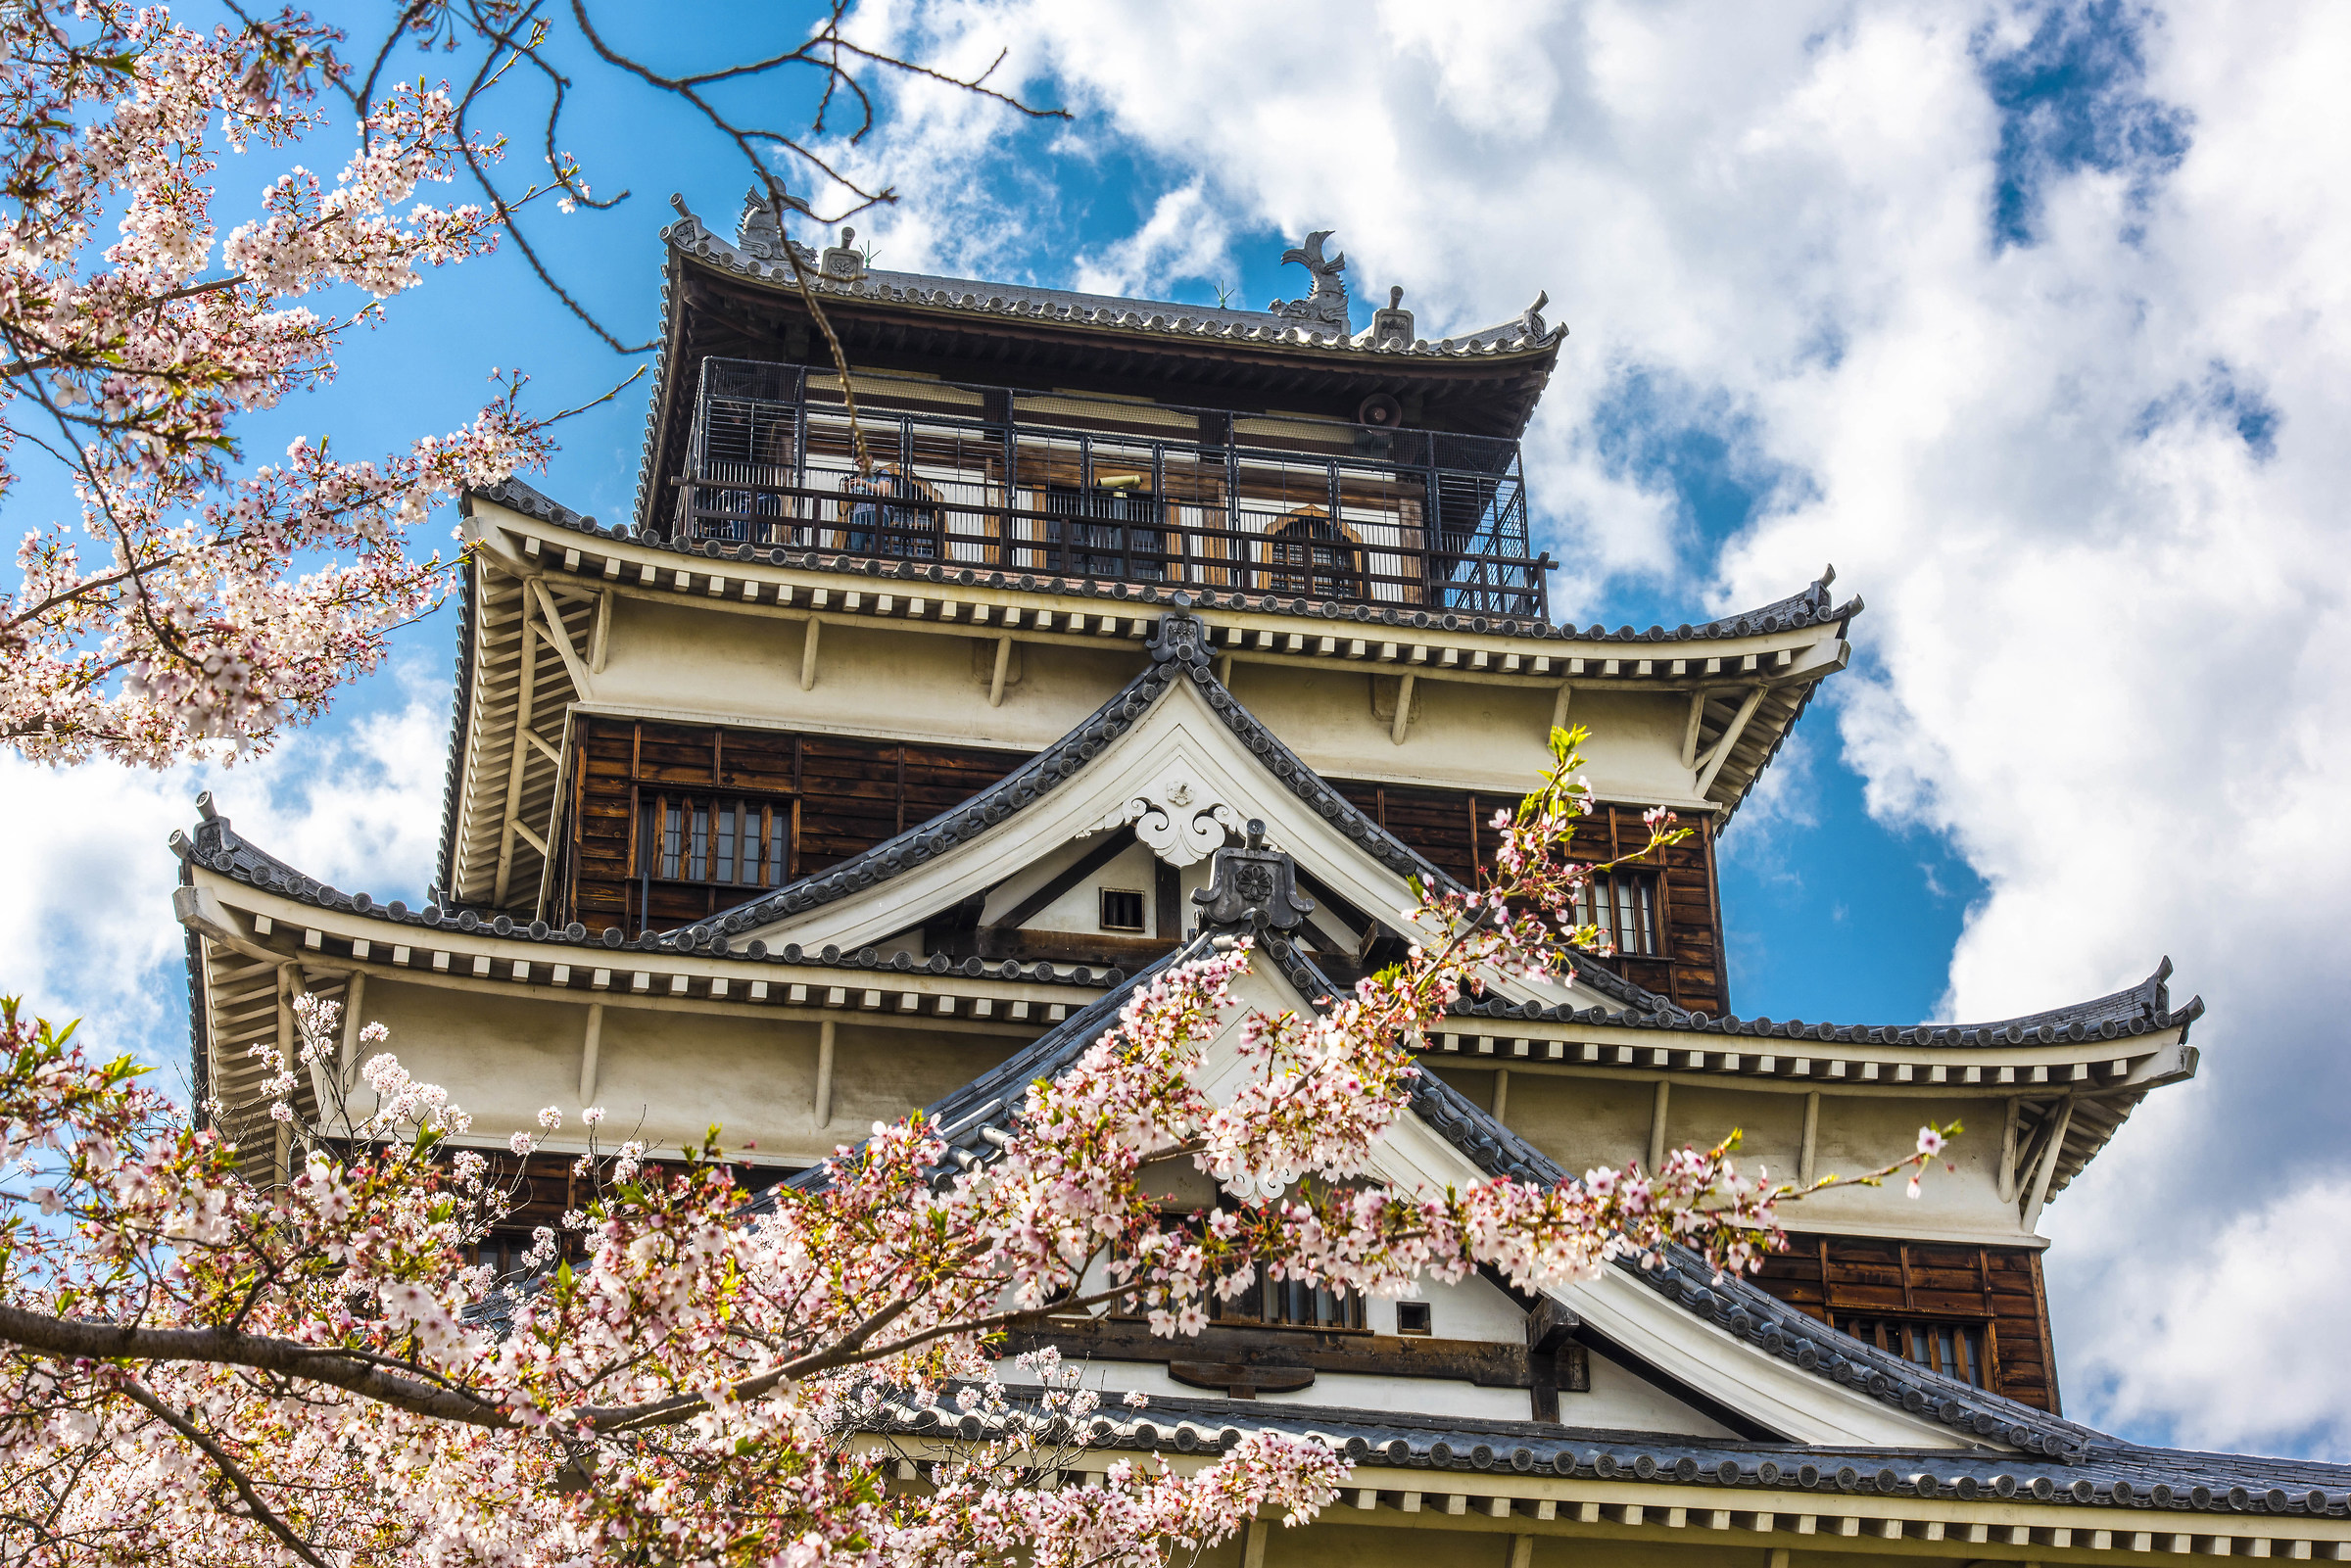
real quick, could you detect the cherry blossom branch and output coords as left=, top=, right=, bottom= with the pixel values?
left=114, top=1380, right=333, bottom=1568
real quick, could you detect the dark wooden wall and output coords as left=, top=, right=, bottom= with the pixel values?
left=557, top=717, right=1029, bottom=935
left=1327, top=780, right=1729, bottom=1016
left=1747, top=1229, right=2061, bottom=1413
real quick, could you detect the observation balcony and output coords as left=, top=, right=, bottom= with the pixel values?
left=663, top=359, right=1552, bottom=620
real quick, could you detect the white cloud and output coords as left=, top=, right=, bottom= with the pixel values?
left=835, top=0, right=2351, bottom=1452
left=0, top=660, right=451, bottom=1095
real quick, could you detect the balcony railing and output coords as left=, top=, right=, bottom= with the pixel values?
left=667, top=359, right=1550, bottom=620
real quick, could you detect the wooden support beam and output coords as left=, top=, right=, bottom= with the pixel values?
left=1241, top=1518, right=1268, bottom=1568
left=814, top=1019, right=837, bottom=1128
left=1694, top=685, right=1766, bottom=795
left=1680, top=688, right=1706, bottom=769
left=590, top=588, right=612, bottom=674
left=527, top=577, right=595, bottom=696
left=578, top=1002, right=603, bottom=1107
left=491, top=611, right=540, bottom=907
left=1391, top=672, right=1416, bottom=745
left=1509, top=1537, right=1535, bottom=1568
left=1491, top=1067, right=1510, bottom=1124
left=988, top=635, right=1011, bottom=708
left=2023, top=1096, right=2076, bottom=1232
left=1799, top=1090, right=1820, bottom=1184
left=801, top=616, right=823, bottom=691
left=524, top=729, right=562, bottom=768
left=1551, top=681, right=1573, bottom=738
left=1649, top=1077, right=1670, bottom=1172
left=1997, top=1096, right=2024, bottom=1203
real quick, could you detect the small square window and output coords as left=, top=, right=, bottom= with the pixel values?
left=1395, top=1301, right=1433, bottom=1337
left=1099, top=888, right=1146, bottom=932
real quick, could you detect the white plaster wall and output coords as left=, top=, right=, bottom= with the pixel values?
left=352, top=979, right=1020, bottom=1164
left=576, top=597, right=1706, bottom=810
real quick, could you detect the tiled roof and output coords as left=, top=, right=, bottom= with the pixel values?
left=884, top=1390, right=2351, bottom=1509
left=469, top=475, right=1861, bottom=649
left=796, top=913, right=2127, bottom=1457
left=170, top=803, right=1116, bottom=990
left=662, top=212, right=1562, bottom=360
left=672, top=610, right=1681, bottom=1008
left=1446, top=959, right=2202, bottom=1049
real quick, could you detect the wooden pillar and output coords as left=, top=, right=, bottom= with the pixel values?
left=1241, top=1519, right=1269, bottom=1568
left=1648, top=1078, right=1670, bottom=1172
left=1799, top=1091, right=1820, bottom=1185
left=800, top=616, right=822, bottom=690
left=815, top=1020, right=838, bottom=1128
left=1491, top=1068, right=1511, bottom=1124
left=578, top=1003, right=604, bottom=1107
left=493, top=608, right=541, bottom=907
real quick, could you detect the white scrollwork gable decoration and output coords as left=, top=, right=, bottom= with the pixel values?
left=1080, top=765, right=1258, bottom=868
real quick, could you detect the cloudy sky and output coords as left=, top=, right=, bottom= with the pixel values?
left=7, top=0, right=2347, bottom=1458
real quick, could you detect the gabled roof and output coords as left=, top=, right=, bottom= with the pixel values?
left=809, top=911, right=2103, bottom=1457
left=672, top=608, right=1670, bottom=1015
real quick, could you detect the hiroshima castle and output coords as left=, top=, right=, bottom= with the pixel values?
left=168, top=200, right=2351, bottom=1565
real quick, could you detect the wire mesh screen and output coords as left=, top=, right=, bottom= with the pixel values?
left=671, top=359, right=1548, bottom=618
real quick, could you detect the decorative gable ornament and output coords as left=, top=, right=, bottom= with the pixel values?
left=1082, top=764, right=1248, bottom=867
left=1191, top=821, right=1317, bottom=934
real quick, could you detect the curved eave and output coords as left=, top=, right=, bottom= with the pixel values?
left=445, top=484, right=1860, bottom=917
left=855, top=1391, right=2351, bottom=1542
left=637, top=214, right=1564, bottom=527
left=480, top=477, right=1854, bottom=652
left=172, top=815, right=1122, bottom=1066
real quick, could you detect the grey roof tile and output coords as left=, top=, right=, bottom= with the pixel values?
left=467, top=475, right=1861, bottom=649
left=883, top=1389, right=2351, bottom=1502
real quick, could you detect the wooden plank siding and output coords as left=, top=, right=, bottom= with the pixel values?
left=1326, top=780, right=1730, bottom=1016
left=1746, top=1229, right=2061, bottom=1413
left=558, top=717, right=1030, bottom=936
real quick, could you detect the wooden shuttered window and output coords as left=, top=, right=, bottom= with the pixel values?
left=1329, top=780, right=1727, bottom=1015
left=562, top=718, right=1029, bottom=936
left=1747, top=1230, right=2063, bottom=1412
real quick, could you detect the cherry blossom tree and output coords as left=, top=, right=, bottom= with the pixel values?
left=0, top=1, right=1058, bottom=767
left=0, top=1, right=574, bottom=764
left=0, top=731, right=1955, bottom=1565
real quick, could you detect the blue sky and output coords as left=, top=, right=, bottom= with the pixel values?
left=9, top=0, right=2351, bottom=1457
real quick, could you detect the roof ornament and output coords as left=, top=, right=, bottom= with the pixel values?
left=1268, top=230, right=1350, bottom=334
left=735, top=188, right=815, bottom=264
left=1367, top=284, right=1414, bottom=350
left=1191, top=820, right=1317, bottom=935
left=1520, top=289, right=1551, bottom=342
left=1081, top=762, right=1248, bottom=868
left=820, top=224, right=865, bottom=281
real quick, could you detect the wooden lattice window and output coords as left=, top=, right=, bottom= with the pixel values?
left=1571, top=871, right=1659, bottom=957
left=1099, top=887, right=1146, bottom=932
left=1264, top=509, right=1362, bottom=600
left=1216, top=1273, right=1368, bottom=1332
left=637, top=792, right=797, bottom=889
left=1837, top=1315, right=1990, bottom=1387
